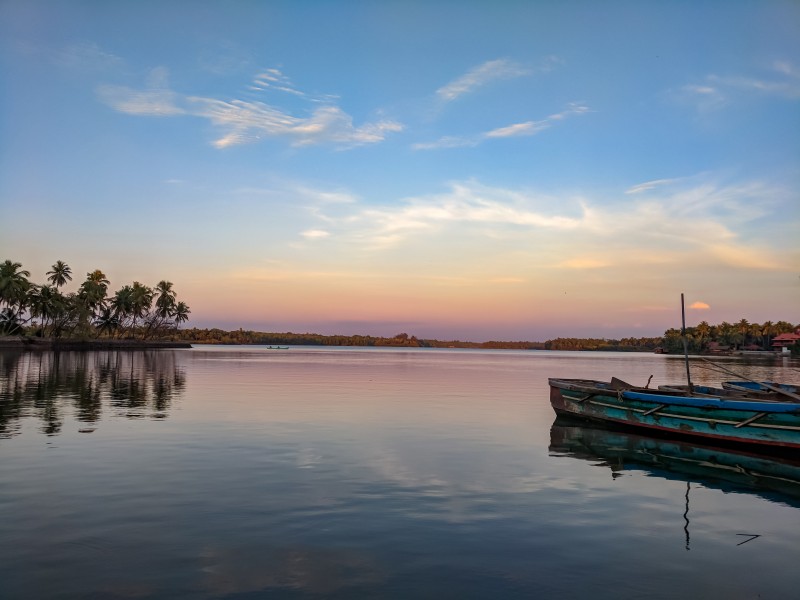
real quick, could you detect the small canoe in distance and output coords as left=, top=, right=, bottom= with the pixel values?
left=266, top=346, right=290, bottom=350
left=548, top=378, right=800, bottom=450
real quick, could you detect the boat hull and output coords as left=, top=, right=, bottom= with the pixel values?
left=549, top=379, right=800, bottom=450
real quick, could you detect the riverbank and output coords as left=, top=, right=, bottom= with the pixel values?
left=0, top=337, right=192, bottom=350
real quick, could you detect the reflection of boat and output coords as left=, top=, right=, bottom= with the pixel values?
left=549, top=418, right=800, bottom=507
left=548, top=378, right=800, bottom=450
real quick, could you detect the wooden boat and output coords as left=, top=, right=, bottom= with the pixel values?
left=548, top=378, right=800, bottom=450
left=549, top=419, right=800, bottom=507
left=722, top=381, right=798, bottom=394
left=658, top=383, right=793, bottom=402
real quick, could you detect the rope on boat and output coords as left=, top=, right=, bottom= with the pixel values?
left=696, top=358, right=800, bottom=403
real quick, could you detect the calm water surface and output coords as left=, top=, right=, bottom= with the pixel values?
left=1, top=347, right=799, bottom=599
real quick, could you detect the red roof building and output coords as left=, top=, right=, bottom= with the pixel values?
left=772, top=332, right=800, bottom=350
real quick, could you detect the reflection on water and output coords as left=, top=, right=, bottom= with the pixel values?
left=1, top=347, right=799, bottom=599
left=0, top=350, right=185, bottom=437
left=549, top=417, right=800, bottom=509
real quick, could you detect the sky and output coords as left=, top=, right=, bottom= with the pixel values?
left=1, top=1, right=799, bottom=342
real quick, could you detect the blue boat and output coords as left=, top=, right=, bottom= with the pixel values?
left=722, top=381, right=799, bottom=394
left=548, top=378, right=800, bottom=450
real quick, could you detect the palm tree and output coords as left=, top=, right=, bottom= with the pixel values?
left=695, top=321, right=711, bottom=351
left=46, top=261, right=72, bottom=289
left=94, top=307, right=120, bottom=338
left=761, top=321, right=776, bottom=350
left=173, top=301, right=190, bottom=329
left=111, top=285, right=134, bottom=335
left=0, top=260, right=32, bottom=315
left=28, top=284, right=66, bottom=336
left=130, top=282, right=153, bottom=334
left=154, top=280, right=176, bottom=319
left=78, top=270, right=110, bottom=317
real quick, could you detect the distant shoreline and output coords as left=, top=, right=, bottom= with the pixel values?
left=0, top=337, right=192, bottom=350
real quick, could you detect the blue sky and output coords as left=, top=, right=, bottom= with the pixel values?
left=1, top=1, right=798, bottom=341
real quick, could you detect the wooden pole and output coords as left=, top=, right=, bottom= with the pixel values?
left=681, top=293, right=693, bottom=393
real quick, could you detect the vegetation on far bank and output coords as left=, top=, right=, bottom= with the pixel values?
left=0, top=259, right=190, bottom=340
left=173, top=321, right=798, bottom=354
left=4, top=258, right=796, bottom=354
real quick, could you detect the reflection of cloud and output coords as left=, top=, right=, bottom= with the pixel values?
left=200, top=545, right=385, bottom=597
left=689, top=301, right=710, bottom=310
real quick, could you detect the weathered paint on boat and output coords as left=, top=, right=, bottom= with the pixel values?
left=549, top=378, right=800, bottom=450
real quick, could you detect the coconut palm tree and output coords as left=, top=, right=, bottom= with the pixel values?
left=0, top=260, right=32, bottom=315
left=129, top=282, right=153, bottom=334
left=154, top=280, right=176, bottom=319
left=695, top=321, right=711, bottom=351
left=173, top=301, right=190, bottom=329
left=46, top=261, right=72, bottom=289
left=111, top=285, right=134, bottom=335
left=28, top=284, right=66, bottom=336
left=94, top=307, right=120, bottom=338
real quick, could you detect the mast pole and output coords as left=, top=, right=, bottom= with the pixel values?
left=681, top=293, right=693, bottom=393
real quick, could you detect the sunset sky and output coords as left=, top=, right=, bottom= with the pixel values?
left=1, top=1, right=798, bottom=341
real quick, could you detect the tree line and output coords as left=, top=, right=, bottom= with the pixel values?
left=0, top=259, right=190, bottom=339
left=661, top=319, right=797, bottom=354
left=174, top=323, right=796, bottom=353
left=174, top=328, right=547, bottom=349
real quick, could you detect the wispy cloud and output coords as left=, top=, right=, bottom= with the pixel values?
left=436, top=56, right=561, bottom=103
left=689, top=301, right=710, bottom=310
left=413, top=102, right=589, bottom=150
left=676, top=60, right=800, bottom=111
left=297, top=176, right=794, bottom=276
left=249, top=68, right=306, bottom=97
left=97, top=66, right=402, bottom=148
left=301, top=229, right=331, bottom=239
left=625, top=178, right=682, bottom=195
left=436, top=58, right=531, bottom=102
left=56, top=42, right=124, bottom=71
left=97, top=67, right=184, bottom=116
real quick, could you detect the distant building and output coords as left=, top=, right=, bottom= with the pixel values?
left=772, top=332, right=800, bottom=353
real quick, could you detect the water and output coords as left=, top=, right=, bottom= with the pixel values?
left=1, top=346, right=799, bottom=599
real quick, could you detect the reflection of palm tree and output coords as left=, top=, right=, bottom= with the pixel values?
left=1, top=351, right=186, bottom=437
left=46, top=261, right=73, bottom=289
